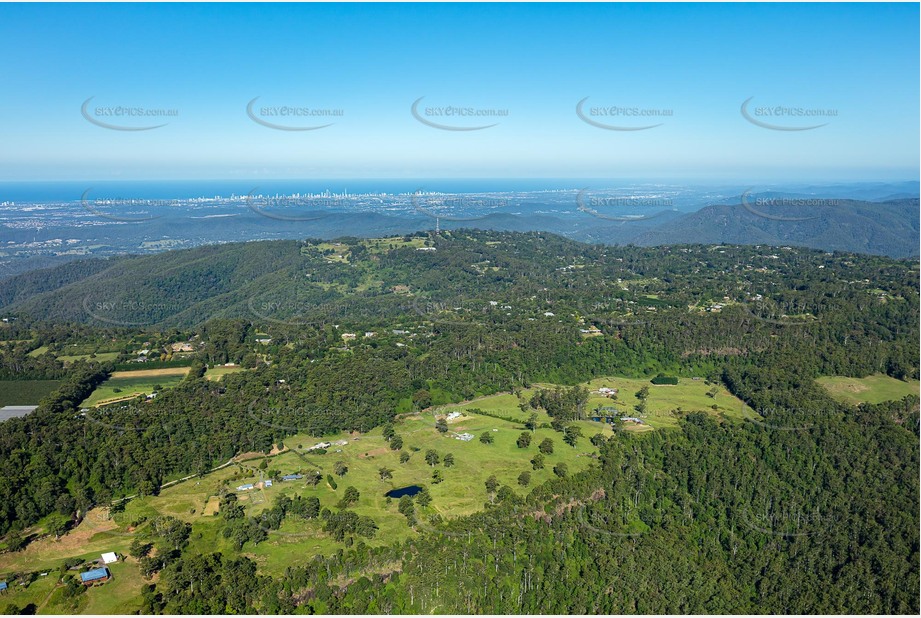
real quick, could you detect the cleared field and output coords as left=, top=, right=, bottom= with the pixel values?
left=204, top=365, right=244, bottom=381
left=0, top=380, right=61, bottom=406
left=57, top=352, right=120, bottom=363
left=440, top=375, right=752, bottom=431
left=0, top=375, right=754, bottom=589
left=26, top=345, right=49, bottom=357
left=0, top=558, right=144, bottom=615
left=202, top=496, right=221, bottom=516
left=0, top=571, right=60, bottom=614
left=0, top=508, right=129, bottom=574
left=315, top=242, right=350, bottom=262
left=364, top=237, right=428, bottom=253
left=78, top=560, right=146, bottom=615
left=816, top=374, right=920, bottom=406
left=80, top=372, right=188, bottom=408
left=195, top=409, right=601, bottom=576
left=1, top=406, right=604, bottom=581
left=110, top=367, right=190, bottom=379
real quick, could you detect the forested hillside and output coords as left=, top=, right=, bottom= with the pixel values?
left=0, top=231, right=917, bottom=614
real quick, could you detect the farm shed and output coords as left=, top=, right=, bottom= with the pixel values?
left=80, top=567, right=111, bottom=585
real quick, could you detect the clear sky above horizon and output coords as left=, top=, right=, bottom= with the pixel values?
left=0, top=2, right=917, bottom=183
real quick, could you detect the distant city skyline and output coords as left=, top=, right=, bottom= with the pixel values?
left=0, top=2, right=917, bottom=182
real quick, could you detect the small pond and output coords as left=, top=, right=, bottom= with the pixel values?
left=385, top=485, right=423, bottom=499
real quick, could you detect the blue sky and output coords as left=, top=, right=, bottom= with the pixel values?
left=0, top=2, right=917, bottom=182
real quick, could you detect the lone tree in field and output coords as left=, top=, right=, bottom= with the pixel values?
left=539, top=437, right=554, bottom=455
left=399, top=451, right=411, bottom=464
left=338, top=486, right=360, bottom=508
left=443, top=453, right=455, bottom=467
left=425, top=449, right=440, bottom=466
left=416, top=486, right=432, bottom=508
left=553, top=462, right=569, bottom=478
left=525, top=412, right=539, bottom=432
left=431, top=469, right=444, bottom=484
left=435, top=418, right=449, bottom=433
left=518, top=471, right=531, bottom=486
left=390, top=435, right=403, bottom=450
left=636, top=386, right=650, bottom=401
left=563, top=425, right=582, bottom=447
left=378, top=467, right=393, bottom=481
left=517, top=431, right=532, bottom=448
left=334, top=461, right=349, bottom=477
left=531, top=453, right=545, bottom=470
left=382, top=423, right=396, bottom=441
left=398, top=495, right=415, bottom=524
left=485, top=475, right=499, bottom=494
left=480, top=431, right=495, bottom=445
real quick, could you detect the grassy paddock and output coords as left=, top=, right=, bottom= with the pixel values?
left=0, top=375, right=754, bottom=591
left=57, top=352, right=120, bottom=364
left=204, top=365, right=245, bottom=381
left=438, top=375, right=751, bottom=431
left=80, top=370, right=188, bottom=408
left=816, top=374, right=920, bottom=406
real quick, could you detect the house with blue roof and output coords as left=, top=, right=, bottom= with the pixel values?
left=80, top=567, right=111, bottom=585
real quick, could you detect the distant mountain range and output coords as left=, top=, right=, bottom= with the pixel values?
left=450, top=196, right=920, bottom=258
left=629, top=197, right=918, bottom=257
